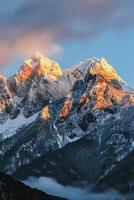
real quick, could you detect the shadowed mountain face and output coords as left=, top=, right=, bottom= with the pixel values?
left=0, top=172, right=67, bottom=200
left=1, top=52, right=134, bottom=196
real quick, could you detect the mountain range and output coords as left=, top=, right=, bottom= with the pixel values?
left=0, top=52, right=134, bottom=199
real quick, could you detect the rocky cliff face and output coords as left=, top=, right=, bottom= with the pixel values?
left=0, top=53, right=134, bottom=195
left=0, top=52, right=71, bottom=124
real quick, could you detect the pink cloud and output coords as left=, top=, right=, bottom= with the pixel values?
left=0, top=0, right=133, bottom=71
left=0, top=31, right=63, bottom=70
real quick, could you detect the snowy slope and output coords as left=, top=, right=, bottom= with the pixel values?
left=0, top=113, right=38, bottom=140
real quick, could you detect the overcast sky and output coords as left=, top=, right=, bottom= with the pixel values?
left=0, top=0, right=134, bottom=86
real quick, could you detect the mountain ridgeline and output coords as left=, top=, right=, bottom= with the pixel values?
left=1, top=52, right=134, bottom=196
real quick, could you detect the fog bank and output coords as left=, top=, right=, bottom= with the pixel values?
left=24, top=176, right=125, bottom=200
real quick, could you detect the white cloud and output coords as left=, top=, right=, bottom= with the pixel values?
left=24, top=176, right=125, bottom=200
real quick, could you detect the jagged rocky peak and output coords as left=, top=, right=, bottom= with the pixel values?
left=83, top=58, right=134, bottom=110
left=0, top=52, right=70, bottom=126
left=32, top=51, right=63, bottom=80
left=0, top=55, right=134, bottom=124
left=41, top=58, right=134, bottom=121
left=14, top=51, right=63, bottom=84
left=89, top=58, right=124, bottom=83
left=14, top=59, right=33, bottom=84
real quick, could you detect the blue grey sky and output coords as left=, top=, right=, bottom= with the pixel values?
left=0, top=0, right=134, bottom=86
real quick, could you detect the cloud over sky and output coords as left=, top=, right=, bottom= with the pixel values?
left=0, top=0, right=134, bottom=70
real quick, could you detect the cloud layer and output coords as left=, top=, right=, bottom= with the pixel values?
left=0, top=0, right=134, bottom=69
left=24, top=176, right=125, bottom=200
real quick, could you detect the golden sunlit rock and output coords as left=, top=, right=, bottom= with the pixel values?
left=60, top=58, right=134, bottom=117
left=80, top=93, right=87, bottom=104
left=1, top=55, right=134, bottom=121
left=15, top=59, right=33, bottom=84
left=14, top=52, right=62, bottom=84
left=33, top=52, right=62, bottom=80
left=79, top=83, right=90, bottom=110
left=59, top=91, right=73, bottom=118
left=79, top=59, right=134, bottom=111
left=90, top=58, right=124, bottom=83
left=80, top=93, right=90, bottom=110
left=41, top=106, right=50, bottom=121
left=59, top=100, right=72, bottom=118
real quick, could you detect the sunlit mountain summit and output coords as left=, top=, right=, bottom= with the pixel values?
left=0, top=53, right=134, bottom=198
